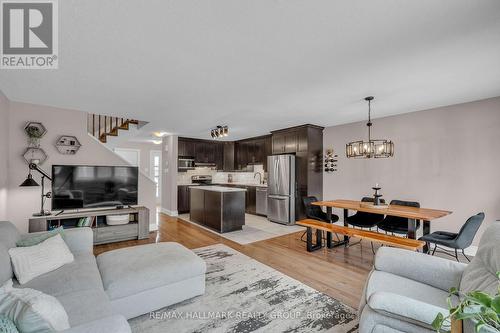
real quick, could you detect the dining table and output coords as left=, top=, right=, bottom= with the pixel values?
left=312, top=199, right=452, bottom=252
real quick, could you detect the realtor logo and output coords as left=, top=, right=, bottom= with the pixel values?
left=1, top=0, right=58, bottom=69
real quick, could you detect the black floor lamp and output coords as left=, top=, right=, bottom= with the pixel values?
left=20, top=163, right=52, bottom=216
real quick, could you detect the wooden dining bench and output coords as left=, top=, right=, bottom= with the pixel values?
left=296, top=219, right=426, bottom=252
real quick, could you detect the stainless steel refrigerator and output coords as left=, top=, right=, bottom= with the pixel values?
left=267, top=154, right=295, bottom=225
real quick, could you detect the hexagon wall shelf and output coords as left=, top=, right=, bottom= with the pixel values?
left=24, top=122, right=47, bottom=139
left=23, top=147, right=48, bottom=165
left=55, top=135, right=81, bottom=155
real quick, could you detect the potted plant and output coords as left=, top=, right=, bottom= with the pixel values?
left=433, top=272, right=500, bottom=333
left=25, top=125, right=44, bottom=147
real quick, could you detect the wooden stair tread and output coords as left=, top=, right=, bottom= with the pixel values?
left=297, top=219, right=425, bottom=251
left=90, top=115, right=140, bottom=143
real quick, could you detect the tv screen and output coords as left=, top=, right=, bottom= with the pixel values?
left=52, top=165, right=139, bottom=210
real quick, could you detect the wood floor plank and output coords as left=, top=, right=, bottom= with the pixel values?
left=94, top=213, right=376, bottom=309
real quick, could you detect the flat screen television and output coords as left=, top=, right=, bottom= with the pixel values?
left=52, top=165, right=139, bottom=210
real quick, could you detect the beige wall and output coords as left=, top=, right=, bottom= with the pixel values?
left=323, top=97, right=500, bottom=247
left=5, top=99, right=156, bottom=232
left=0, top=92, right=9, bottom=221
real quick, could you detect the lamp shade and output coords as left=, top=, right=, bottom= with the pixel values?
left=20, top=174, right=39, bottom=187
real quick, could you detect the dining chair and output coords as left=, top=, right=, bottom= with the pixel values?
left=419, top=212, right=485, bottom=262
left=301, top=196, right=340, bottom=243
left=346, top=197, right=386, bottom=253
left=303, top=196, right=339, bottom=223
left=346, top=197, right=385, bottom=228
left=377, top=200, right=421, bottom=236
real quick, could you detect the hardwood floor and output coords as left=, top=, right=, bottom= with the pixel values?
left=94, top=213, right=377, bottom=309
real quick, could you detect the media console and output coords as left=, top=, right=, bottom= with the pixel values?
left=28, top=206, right=150, bottom=245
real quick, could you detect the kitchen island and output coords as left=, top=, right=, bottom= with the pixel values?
left=189, top=186, right=246, bottom=233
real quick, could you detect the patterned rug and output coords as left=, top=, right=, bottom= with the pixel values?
left=129, top=244, right=358, bottom=333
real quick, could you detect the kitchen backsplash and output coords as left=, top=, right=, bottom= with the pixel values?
left=178, top=165, right=266, bottom=184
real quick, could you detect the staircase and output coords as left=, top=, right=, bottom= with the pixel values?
left=87, top=113, right=140, bottom=143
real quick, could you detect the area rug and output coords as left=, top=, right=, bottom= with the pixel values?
left=129, top=244, right=358, bottom=333
left=178, top=213, right=305, bottom=245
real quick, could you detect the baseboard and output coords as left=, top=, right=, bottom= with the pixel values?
left=160, top=207, right=178, bottom=217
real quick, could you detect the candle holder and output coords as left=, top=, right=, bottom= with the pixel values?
left=372, top=186, right=383, bottom=206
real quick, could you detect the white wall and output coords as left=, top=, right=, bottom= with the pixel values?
left=323, top=97, right=500, bottom=246
left=161, top=135, right=178, bottom=216
left=107, top=141, right=162, bottom=178
left=0, top=92, right=9, bottom=221
left=5, top=99, right=156, bottom=232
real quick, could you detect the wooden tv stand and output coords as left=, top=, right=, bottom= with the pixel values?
left=28, top=206, right=150, bottom=245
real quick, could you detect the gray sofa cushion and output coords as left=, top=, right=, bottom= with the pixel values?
left=0, top=222, right=21, bottom=284
left=366, top=270, right=455, bottom=309
left=97, top=242, right=206, bottom=300
left=56, top=289, right=113, bottom=326
left=14, top=253, right=104, bottom=296
left=461, top=222, right=500, bottom=295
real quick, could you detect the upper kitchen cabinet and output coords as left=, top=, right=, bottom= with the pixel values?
left=271, top=125, right=319, bottom=154
left=223, top=142, right=235, bottom=171
left=178, top=138, right=195, bottom=157
left=235, top=135, right=271, bottom=170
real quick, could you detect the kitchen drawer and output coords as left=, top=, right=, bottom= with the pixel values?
left=95, top=223, right=138, bottom=244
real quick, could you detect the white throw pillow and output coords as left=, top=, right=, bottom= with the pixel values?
left=0, top=279, right=70, bottom=332
left=8, top=234, right=74, bottom=284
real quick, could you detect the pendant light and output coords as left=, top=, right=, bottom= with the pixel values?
left=346, top=96, right=394, bottom=158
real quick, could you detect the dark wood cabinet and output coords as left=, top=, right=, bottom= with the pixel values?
left=177, top=185, right=191, bottom=214
left=223, top=142, right=235, bottom=171
left=178, top=139, right=195, bottom=157
left=284, top=131, right=298, bottom=153
left=235, top=135, right=271, bottom=170
left=215, top=143, right=224, bottom=170
left=245, top=186, right=256, bottom=214
left=272, top=133, right=286, bottom=154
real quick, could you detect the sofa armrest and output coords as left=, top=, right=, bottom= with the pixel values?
left=62, top=315, right=130, bottom=333
left=374, top=247, right=466, bottom=292
left=62, top=228, right=94, bottom=254
left=368, top=291, right=450, bottom=330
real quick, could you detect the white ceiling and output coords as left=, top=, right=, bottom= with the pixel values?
left=1, top=0, right=500, bottom=141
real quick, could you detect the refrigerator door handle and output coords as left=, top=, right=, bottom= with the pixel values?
left=277, top=158, right=280, bottom=194
left=268, top=195, right=287, bottom=200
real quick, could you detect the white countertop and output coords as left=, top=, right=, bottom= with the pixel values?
left=178, top=182, right=267, bottom=188
left=215, top=182, right=268, bottom=188
left=190, top=185, right=247, bottom=192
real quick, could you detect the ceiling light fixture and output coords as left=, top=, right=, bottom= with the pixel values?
left=210, top=125, right=228, bottom=139
left=346, top=96, right=394, bottom=159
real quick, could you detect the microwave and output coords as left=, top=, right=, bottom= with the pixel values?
left=178, top=156, right=195, bottom=172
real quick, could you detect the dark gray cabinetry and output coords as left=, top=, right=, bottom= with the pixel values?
left=271, top=124, right=324, bottom=220
left=177, top=185, right=192, bottom=214
left=235, top=135, right=271, bottom=171
left=178, top=138, right=195, bottom=157
left=245, top=186, right=256, bottom=215
left=189, top=187, right=245, bottom=233
left=223, top=142, right=235, bottom=171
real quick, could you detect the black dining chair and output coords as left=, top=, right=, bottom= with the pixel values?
left=303, top=196, right=339, bottom=223
left=346, top=197, right=385, bottom=229
left=377, top=200, right=421, bottom=236
left=301, top=196, right=340, bottom=243
left=346, top=197, right=386, bottom=253
left=420, top=212, right=485, bottom=262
